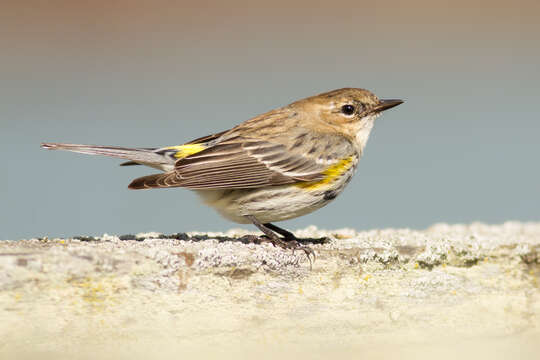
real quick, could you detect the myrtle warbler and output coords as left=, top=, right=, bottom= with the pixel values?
left=42, top=88, right=402, bottom=259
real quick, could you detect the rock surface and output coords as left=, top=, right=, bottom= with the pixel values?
left=1, top=222, right=539, bottom=359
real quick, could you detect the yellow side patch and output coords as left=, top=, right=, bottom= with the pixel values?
left=295, top=156, right=354, bottom=190
left=165, top=144, right=207, bottom=159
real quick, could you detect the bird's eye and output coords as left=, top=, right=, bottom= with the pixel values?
left=341, top=104, right=355, bottom=116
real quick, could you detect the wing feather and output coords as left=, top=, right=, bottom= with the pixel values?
left=128, top=111, right=356, bottom=190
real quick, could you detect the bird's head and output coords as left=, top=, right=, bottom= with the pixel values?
left=291, top=87, right=403, bottom=150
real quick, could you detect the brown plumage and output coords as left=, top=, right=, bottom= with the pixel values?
left=126, top=89, right=381, bottom=190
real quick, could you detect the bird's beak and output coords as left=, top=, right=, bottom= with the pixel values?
left=374, top=99, right=404, bottom=112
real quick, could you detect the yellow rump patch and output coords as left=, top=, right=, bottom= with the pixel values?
left=164, top=144, right=207, bottom=159
left=295, top=156, right=354, bottom=190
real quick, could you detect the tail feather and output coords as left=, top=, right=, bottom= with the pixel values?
left=41, top=143, right=172, bottom=169
left=120, top=161, right=142, bottom=166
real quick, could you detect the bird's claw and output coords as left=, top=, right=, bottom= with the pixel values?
left=275, top=238, right=315, bottom=269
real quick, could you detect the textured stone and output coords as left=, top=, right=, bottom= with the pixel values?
left=0, top=222, right=539, bottom=359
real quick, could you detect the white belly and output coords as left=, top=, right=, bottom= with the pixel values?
left=194, top=166, right=356, bottom=224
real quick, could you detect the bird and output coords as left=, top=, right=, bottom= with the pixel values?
left=42, top=88, right=403, bottom=261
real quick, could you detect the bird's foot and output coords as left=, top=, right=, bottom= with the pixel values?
left=267, top=236, right=315, bottom=268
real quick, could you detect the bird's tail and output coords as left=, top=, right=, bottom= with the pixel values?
left=40, top=143, right=175, bottom=170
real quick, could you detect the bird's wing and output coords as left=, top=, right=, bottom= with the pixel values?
left=128, top=131, right=355, bottom=190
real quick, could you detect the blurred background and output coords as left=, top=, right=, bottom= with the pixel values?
left=1, top=0, right=539, bottom=239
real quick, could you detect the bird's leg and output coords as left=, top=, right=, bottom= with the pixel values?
left=262, top=222, right=298, bottom=242
left=245, top=215, right=315, bottom=266
left=264, top=222, right=329, bottom=246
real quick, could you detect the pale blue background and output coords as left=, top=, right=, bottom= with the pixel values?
left=1, top=1, right=539, bottom=239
